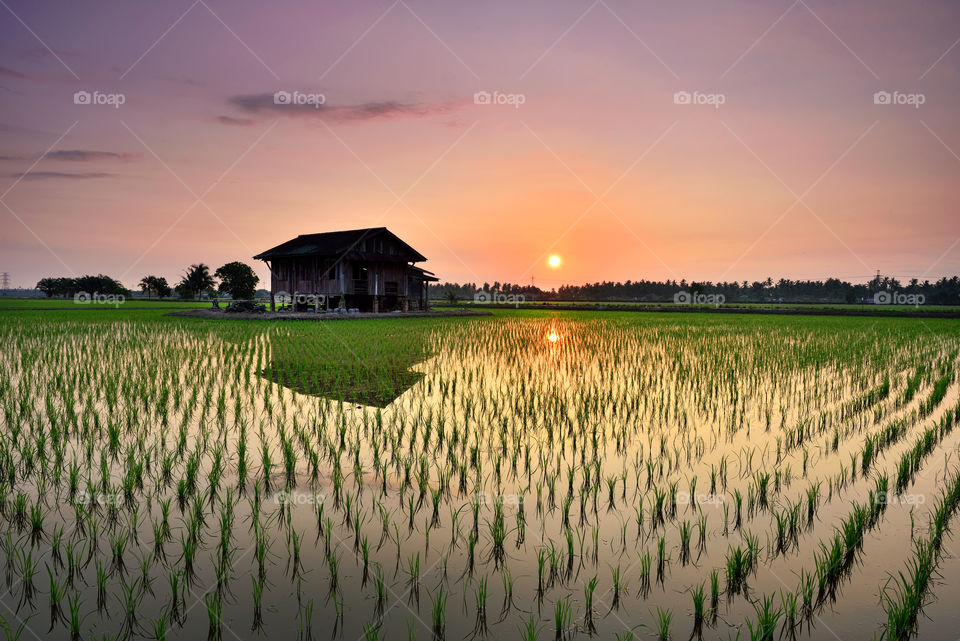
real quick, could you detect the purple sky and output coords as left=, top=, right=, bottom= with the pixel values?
left=2, top=0, right=959, bottom=289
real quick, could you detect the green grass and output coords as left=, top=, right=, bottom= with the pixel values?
left=0, top=304, right=957, bottom=640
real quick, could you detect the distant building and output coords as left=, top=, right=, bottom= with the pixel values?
left=253, top=227, right=437, bottom=312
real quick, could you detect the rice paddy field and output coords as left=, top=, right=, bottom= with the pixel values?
left=1, top=303, right=959, bottom=641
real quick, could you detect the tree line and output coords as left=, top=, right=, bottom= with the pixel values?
left=36, top=261, right=260, bottom=300
left=432, top=275, right=960, bottom=305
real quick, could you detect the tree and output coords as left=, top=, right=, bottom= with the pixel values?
left=37, top=275, right=129, bottom=298
left=73, top=274, right=128, bottom=297
left=36, top=277, right=69, bottom=297
left=215, top=261, right=259, bottom=300
left=178, top=264, right=215, bottom=299
left=153, top=277, right=172, bottom=299
left=139, top=275, right=171, bottom=299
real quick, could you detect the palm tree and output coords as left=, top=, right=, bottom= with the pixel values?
left=179, top=264, right=215, bottom=299
left=139, top=276, right=152, bottom=299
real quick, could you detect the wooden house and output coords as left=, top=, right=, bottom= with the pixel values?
left=253, top=227, right=437, bottom=312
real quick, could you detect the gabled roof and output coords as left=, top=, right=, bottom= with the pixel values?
left=253, top=227, right=426, bottom=262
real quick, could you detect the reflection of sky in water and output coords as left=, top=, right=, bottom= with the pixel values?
left=0, top=315, right=957, bottom=641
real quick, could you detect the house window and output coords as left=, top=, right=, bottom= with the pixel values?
left=353, top=265, right=369, bottom=294
left=385, top=281, right=398, bottom=295
left=323, top=260, right=337, bottom=280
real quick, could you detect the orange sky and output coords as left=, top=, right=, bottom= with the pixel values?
left=1, top=0, right=959, bottom=289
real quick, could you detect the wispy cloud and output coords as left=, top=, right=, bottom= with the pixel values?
left=46, top=149, right=136, bottom=162
left=0, top=66, right=27, bottom=79
left=226, top=93, right=464, bottom=124
left=10, top=171, right=114, bottom=180
left=217, top=115, right=255, bottom=126
left=0, top=149, right=136, bottom=163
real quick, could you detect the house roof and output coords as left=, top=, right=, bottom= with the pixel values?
left=408, top=265, right=439, bottom=282
left=253, top=227, right=427, bottom=262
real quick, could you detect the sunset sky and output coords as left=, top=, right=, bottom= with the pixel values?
left=2, top=0, right=959, bottom=290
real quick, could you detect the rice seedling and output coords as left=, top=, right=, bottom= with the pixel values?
left=553, top=596, right=572, bottom=641
left=429, top=586, right=447, bottom=641
left=679, top=520, right=691, bottom=564
left=472, top=575, right=488, bottom=635
left=655, top=607, right=672, bottom=640
left=709, top=569, right=720, bottom=615
left=520, top=615, right=539, bottom=641
left=746, top=594, right=782, bottom=641
left=656, top=536, right=668, bottom=583
left=67, top=593, right=82, bottom=641
left=0, top=307, right=956, bottom=640
left=205, top=591, right=222, bottom=641
left=691, top=582, right=705, bottom=637
left=583, top=575, right=597, bottom=633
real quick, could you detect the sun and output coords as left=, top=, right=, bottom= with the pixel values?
left=548, top=254, right=561, bottom=268
left=547, top=331, right=559, bottom=343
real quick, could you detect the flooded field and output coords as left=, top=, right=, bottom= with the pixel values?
left=0, top=307, right=958, bottom=640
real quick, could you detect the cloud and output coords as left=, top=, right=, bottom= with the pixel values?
left=11, top=171, right=114, bottom=180
left=226, top=93, right=463, bottom=123
left=217, top=115, right=255, bottom=126
left=45, top=149, right=136, bottom=162
left=0, top=67, right=27, bottom=80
